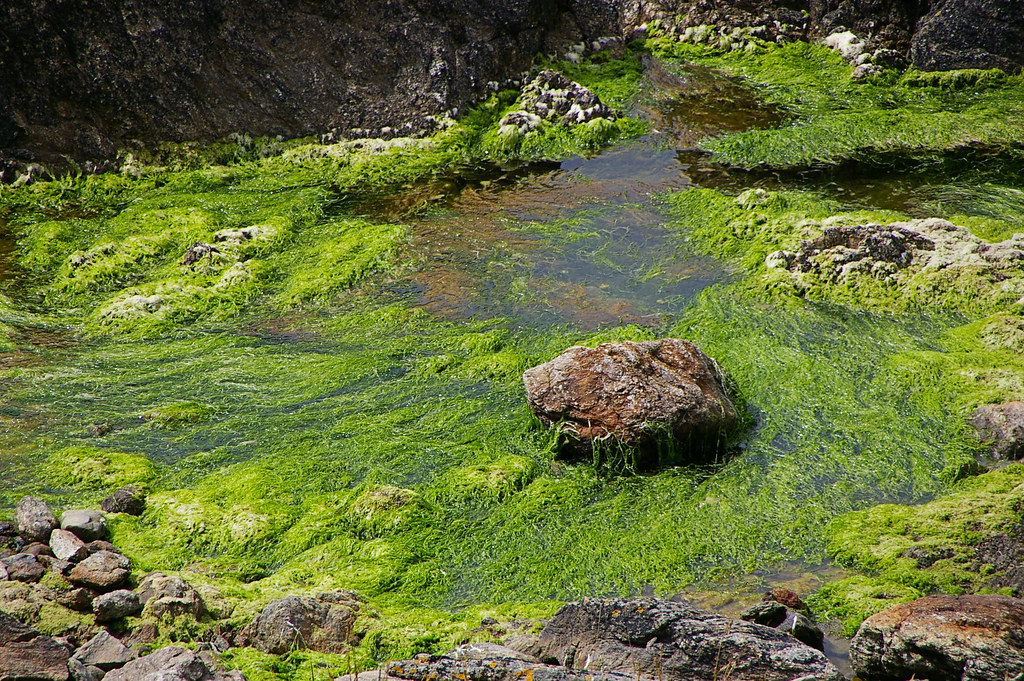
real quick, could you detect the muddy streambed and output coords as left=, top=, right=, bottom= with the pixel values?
left=0, top=56, right=1015, bottom=675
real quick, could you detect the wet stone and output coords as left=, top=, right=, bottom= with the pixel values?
left=50, top=530, right=89, bottom=563
left=60, top=511, right=107, bottom=543
left=16, top=496, right=58, bottom=543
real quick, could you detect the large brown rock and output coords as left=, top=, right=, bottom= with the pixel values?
left=0, top=610, right=70, bottom=681
left=523, top=339, right=738, bottom=465
left=971, top=401, right=1024, bottom=461
left=136, top=572, right=206, bottom=620
left=239, top=591, right=361, bottom=655
left=14, top=498, right=57, bottom=544
left=535, top=598, right=843, bottom=681
left=68, top=551, right=130, bottom=592
left=850, top=594, right=1024, bottom=681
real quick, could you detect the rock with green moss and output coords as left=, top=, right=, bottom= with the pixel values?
left=970, top=401, right=1024, bottom=461
left=238, top=591, right=361, bottom=655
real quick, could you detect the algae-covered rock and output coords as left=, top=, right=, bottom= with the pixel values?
left=851, top=594, right=1024, bottom=681
left=524, top=339, right=738, bottom=466
left=136, top=572, right=206, bottom=620
left=519, top=70, right=616, bottom=127
left=534, top=598, right=843, bottom=681
left=101, top=487, right=147, bottom=516
left=971, top=401, right=1024, bottom=460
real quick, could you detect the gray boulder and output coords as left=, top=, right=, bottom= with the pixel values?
left=103, top=646, right=245, bottom=681
left=445, top=643, right=540, bottom=662
left=535, top=598, right=843, bottom=681
left=851, top=593, right=1024, bottom=681
left=49, top=530, right=89, bottom=563
left=93, top=589, right=142, bottom=623
left=136, top=572, right=206, bottom=619
left=0, top=610, right=70, bottom=680
left=71, top=630, right=134, bottom=671
left=240, top=592, right=360, bottom=655
left=911, top=0, right=1024, bottom=73
left=68, top=551, right=130, bottom=592
left=15, top=497, right=58, bottom=543
left=59, top=511, right=107, bottom=543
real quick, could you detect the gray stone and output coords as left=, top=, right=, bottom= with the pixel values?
left=0, top=609, right=70, bottom=680
left=15, top=497, right=58, bottom=543
left=240, top=592, right=361, bottom=655
left=68, top=551, right=130, bottom=592
left=93, top=590, right=142, bottom=623
left=971, top=401, right=1024, bottom=461
left=103, top=645, right=245, bottom=681
left=741, top=601, right=825, bottom=651
left=55, top=587, right=95, bottom=612
left=445, top=643, right=540, bottom=662
left=67, top=658, right=94, bottom=681
left=60, top=511, right=107, bottom=543
left=387, top=655, right=631, bottom=681
left=1, top=554, right=45, bottom=583
left=535, top=598, right=843, bottom=681
left=136, top=572, right=206, bottom=620
left=100, top=488, right=145, bottom=517
left=49, top=530, right=89, bottom=563
left=851, top=594, right=1024, bottom=681
left=72, top=631, right=134, bottom=671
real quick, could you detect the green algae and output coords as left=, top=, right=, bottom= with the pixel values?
left=42, top=446, right=157, bottom=492
left=646, top=38, right=1024, bottom=169
left=807, top=576, right=924, bottom=637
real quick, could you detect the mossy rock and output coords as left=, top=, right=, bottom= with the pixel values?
left=140, top=401, right=215, bottom=426
left=807, top=576, right=924, bottom=636
left=433, top=456, right=541, bottom=503
left=42, top=446, right=157, bottom=492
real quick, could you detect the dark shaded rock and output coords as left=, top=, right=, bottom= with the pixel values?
left=0, top=563, right=7, bottom=581
left=971, top=401, right=1024, bottom=461
left=911, top=0, right=1024, bottom=73
left=59, top=512, right=107, bottom=543
left=903, top=545, right=955, bottom=569
left=49, top=531, right=89, bottom=563
left=101, top=488, right=146, bottom=517
left=1, top=554, right=46, bottom=583
left=15, top=497, right=58, bottom=543
left=68, top=551, right=130, bottom=592
left=523, top=339, right=738, bottom=465
left=22, top=544, right=53, bottom=558
left=0, top=523, right=16, bottom=537
left=973, top=526, right=1024, bottom=595
left=851, top=594, right=1024, bottom=681
left=388, top=654, right=632, bottom=681
left=239, top=591, right=360, bottom=655
left=740, top=601, right=825, bottom=651
left=0, top=610, right=70, bottom=680
left=39, top=557, right=73, bottom=578
left=103, top=645, right=245, bottom=681
left=93, top=590, right=142, bottom=623
left=535, top=598, right=843, bottom=681
left=66, top=658, right=95, bottom=681
left=135, top=572, right=206, bottom=619
left=810, top=0, right=926, bottom=53
left=120, top=621, right=159, bottom=649
left=764, top=587, right=808, bottom=612
left=0, top=1, right=619, bottom=173
left=84, top=542, right=117, bottom=556
left=72, top=631, right=134, bottom=671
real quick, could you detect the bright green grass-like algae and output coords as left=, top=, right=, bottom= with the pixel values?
left=1, top=42, right=1024, bottom=680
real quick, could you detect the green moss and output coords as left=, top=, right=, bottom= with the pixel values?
left=646, top=39, right=1024, bottom=168
left=899, top=68, right=1008, bottom=91
left=825, top=465, right=1024, bottom=597
left=42, top=446, right=157, bottom=492
left=34, top=602, right=91, bottom=637
left=432, top=456, right=541, bottom=504
left=807, top=576, right=923, bottom=636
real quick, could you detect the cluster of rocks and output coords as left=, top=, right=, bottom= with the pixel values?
left=496, top=70, right=616, bottom=144
left=523, top=338, right=738, bottom=466
left=765, top=218, right=1024, bottom=299
left=822, top=31, right=903, bottom=80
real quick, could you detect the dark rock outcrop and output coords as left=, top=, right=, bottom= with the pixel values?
left=239, top=591, right=361, bottom=655
left=387, top=654, right=633, bottom=681
left=971, top=401, right=1024, bottom=461
left=911, top=0, right=1024, bottom=73
left=850, top=594, right=1024, bottom=681
left=534, top=598, right=844, bottom=681
left=101, top=487, right=146, bottom=517
left=523, top=339, right=738, bottom=464
left=0, top=610, right=70, bottom=681
left=0, top=0, right=620, bottom=175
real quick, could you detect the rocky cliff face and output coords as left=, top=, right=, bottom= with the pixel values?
left=0, top=0, right=620, bottom=172
left=2, top=0, right=1023, bottom=175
